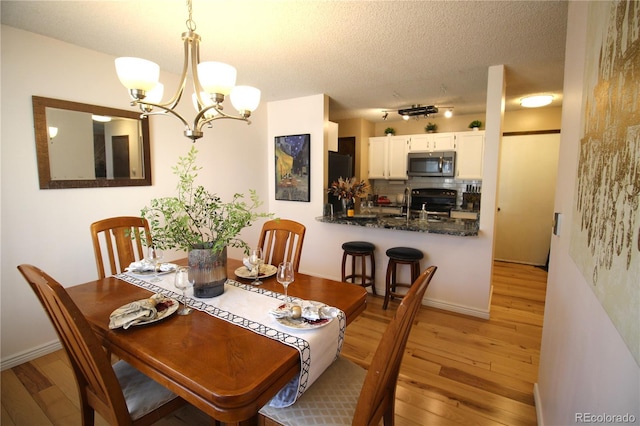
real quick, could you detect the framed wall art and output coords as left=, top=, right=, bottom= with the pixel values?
left=275, top=134, right=310, bottom=202
left=569, top=0, right=640, bottom=364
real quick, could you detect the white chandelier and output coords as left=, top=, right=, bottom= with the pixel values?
left=114, top=0, right=261, bottom=141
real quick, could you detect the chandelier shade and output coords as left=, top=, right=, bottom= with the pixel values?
left=145, top=83, right=165, bottom=104
left=197, top=62, right=237, bottom=95
left=114, top=0, right=260, bottom=141
left=231, top=86, right=262, bottom=113
left=115, top=57, right=160, bottom=93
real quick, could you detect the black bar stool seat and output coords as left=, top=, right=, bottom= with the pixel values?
left=341, top=241, right=376, bottom=295
left=384, top=247, right=423, bottom=309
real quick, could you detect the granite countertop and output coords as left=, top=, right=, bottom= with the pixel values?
left=316, top=213, right=479, bottom=237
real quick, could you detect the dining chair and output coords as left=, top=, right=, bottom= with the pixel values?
left=258, top=219, right=306, bottom=272
left=259, top=265, right=437, bottom=426
left=17, top=264, right=187, bottom=426
left=90, top=216, right=152, bottom=278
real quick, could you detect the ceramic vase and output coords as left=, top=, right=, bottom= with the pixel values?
left=188, top=244, right=227, bottom=298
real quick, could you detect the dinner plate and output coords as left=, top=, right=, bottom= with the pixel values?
left=133, top=298, right=180, bottom=325
left=275, top=316, right=333, bottom=330
left=270, top=301, right=335, bottom=330
left=109, top=297, right=179, bottom=328
left=234, top=264, right=277, bottom=280
left=128, top=263, right=178, bottom=277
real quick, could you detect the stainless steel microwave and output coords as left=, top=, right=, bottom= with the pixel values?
left=407, top=151, right=456, bottom=177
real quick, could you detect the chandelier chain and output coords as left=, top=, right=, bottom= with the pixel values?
left=185, top=0, right=196, bottom=31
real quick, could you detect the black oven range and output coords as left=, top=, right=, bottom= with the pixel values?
left=409, top=188, right=457, bottom=217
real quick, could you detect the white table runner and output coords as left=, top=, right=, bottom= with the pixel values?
left=115, top=272, right=346, bottom=407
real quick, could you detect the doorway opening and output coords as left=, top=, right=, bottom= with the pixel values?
left=495, top=131, right=561, bottom=267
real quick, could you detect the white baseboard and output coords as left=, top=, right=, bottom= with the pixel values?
left=296, top=272, right=494, bottom=319
left=423, top=297, right=491, bottom=319
left=1, top=339, right=62, bottom=371
left=534, top=383, right=544, bottom=426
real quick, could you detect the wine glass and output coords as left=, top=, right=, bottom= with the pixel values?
left=174, top=266, right=193, bottom=315
left=276, top=261, right=294, bottom=306
left=147, top=246, right=163, bottom=282
left=249, top=248, right=263, bottom=285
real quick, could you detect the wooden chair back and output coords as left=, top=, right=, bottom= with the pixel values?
left=353, top=265, right=437, bottom=426
left=90, top=216, right=152, bottom=278
left=258, top=219, right=306, bottom=272
left=18, top=264, right=139, bottom=425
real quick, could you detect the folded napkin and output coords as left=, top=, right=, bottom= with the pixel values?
left=242, top=257, right=254, bottom=271
left=269, top=300, right=340, bottom=321
left=126, top=261, right=176, bottom=273
left=242, top=258, right=270, bottom=276
left=109, top=294, right=169, bottom=329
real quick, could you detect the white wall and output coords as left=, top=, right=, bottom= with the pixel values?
left=0, top=26, right=269, bottom=366
left=536, top=3, right=640, bottom=425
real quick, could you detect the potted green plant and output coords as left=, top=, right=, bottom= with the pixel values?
left=425, top=122, right=437, bottom=133
left=384, top=127, right=395, bottom=136
left=141, top=146, right=272, bottom=297
left=469, top=120, right=482, bottom=130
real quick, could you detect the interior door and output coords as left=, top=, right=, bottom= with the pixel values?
left=495, top=133, right=560, bottom=266
left=112, top=135, right=130, bottom=178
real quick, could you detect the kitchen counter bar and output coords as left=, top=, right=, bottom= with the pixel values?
left=315, top=214, right=479, bottom=236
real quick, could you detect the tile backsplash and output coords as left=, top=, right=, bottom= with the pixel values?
left=370, top=177, right=482, bottom=209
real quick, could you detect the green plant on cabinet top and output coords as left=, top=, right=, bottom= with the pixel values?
left=469, top=120, right=482, bottom=129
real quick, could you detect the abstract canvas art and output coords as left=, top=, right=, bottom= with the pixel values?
left=570, top=0, right=640, bottom=364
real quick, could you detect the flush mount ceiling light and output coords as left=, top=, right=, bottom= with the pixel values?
left=115, top=0, right=260, bottom=141
left=91, top=115, right=112, bottom=123
left=520, top=95, right=553, bottom=108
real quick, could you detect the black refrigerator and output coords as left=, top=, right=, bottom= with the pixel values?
left=328, top=151, right=352, bottom=213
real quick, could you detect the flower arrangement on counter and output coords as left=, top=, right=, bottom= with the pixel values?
left=327, top=177, right=370, bottom=200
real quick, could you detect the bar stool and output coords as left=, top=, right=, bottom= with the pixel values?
left=383, top=247, right=423, bottom=309
left=341, top=241, right=376, bottom=295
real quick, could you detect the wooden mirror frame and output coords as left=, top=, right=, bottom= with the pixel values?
left=32, top=96, right=152, bottom=189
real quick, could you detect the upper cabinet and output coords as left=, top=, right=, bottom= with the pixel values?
left=456, top=131, right=485, bottom=179
left=368, top=136, right=387, bottom=179
left=408, top=132, right=455, bottom=152
left=369, top=131, right=484, bottom=181
left=368, top=135, right=409, bottom=180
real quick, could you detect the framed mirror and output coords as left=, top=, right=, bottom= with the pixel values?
left=32, top=96, right=152, bottom=189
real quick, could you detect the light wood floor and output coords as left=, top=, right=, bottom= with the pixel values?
left=1, top=261, right=546, bottom=425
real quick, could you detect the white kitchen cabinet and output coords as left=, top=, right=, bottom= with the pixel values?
left=456, top=131, right=485, bottom=179
left=368, top=135, right=408, bottom=180
left=433, top=133, right=456, bottom=150
left=408, top=134, right=431, bottom=152
left=368, top=136, right=387, bottom=179
left=408, top=132, right=455, bottom=152
left=388, top=136, right=409, bottom=179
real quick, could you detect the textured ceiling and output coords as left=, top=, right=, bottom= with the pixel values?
left=1, top=0, right=568, bottom=122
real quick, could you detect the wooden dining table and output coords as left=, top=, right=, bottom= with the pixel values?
left=66, top=258, right=367, bottom=425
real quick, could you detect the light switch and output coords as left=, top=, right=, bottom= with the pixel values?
left=553, top=212, right=562, bottom=236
